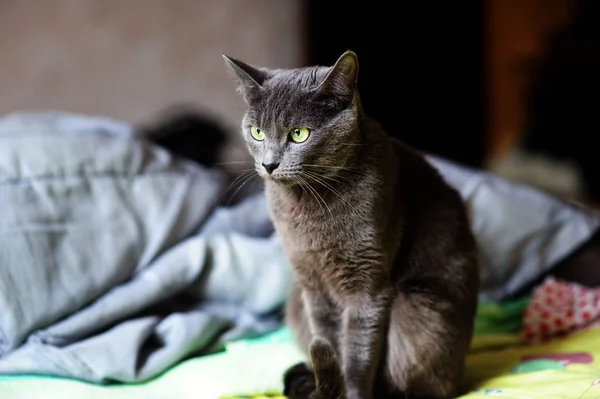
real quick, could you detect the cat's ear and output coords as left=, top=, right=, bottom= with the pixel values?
left=222, top=54, right=269, bottom=103
left=317, top=50, right=359, bottom=103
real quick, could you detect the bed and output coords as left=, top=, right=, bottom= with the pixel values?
left=2, top=111, right=600, bottom=399
left=2, top=295, right=600, bottom=399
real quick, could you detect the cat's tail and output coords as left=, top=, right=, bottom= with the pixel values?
left=309, top=338, right=347, bottom=399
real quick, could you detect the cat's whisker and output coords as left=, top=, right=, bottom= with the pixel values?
left=223, top=168, right=258, bottom=178
left=304, top=170, right=352, bottom=186
left=312, top=172, right=355, bottom=185
left=303, top=164, right=382, bottom=184
left=311, top=187, right=333, bottom=218
left=301, top=164, right=361, bottom=170
left=303, top=171, right=346, bottom=196
left=296, top=175, right=323, bottom=213
left=228, top=170, right=255, bottom=188
left=298, top=175, right=332, bottom=217
left=247, top=174, right=263, bottom=195
left=225, top=171, right=257, bottom=206
left=302, top=164, right=369, bottom=174
left=302, top=171, right=353, bottom=209
left=217, top=170, right=256, bottom=204
left=292, top=176, right=308, bottom=200
left=303, top=173, right=342, bottom=202
left=302, top=167, right=357, bottom=185
left=294, top=176, right=315, bottom=209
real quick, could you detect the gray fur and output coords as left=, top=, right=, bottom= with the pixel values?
left=223, top=51, right=480, bottom=399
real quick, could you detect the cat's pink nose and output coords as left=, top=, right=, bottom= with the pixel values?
left=262, top=162, right=279, bottom=174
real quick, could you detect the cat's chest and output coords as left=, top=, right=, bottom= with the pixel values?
left=266, top=186, right=376, bottom=272
left=272, top=204, right=342, bottom=252
left=276, top=212, right=352, bottom=287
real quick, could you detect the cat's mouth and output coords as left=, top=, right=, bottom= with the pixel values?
left=260, top=172, right=298, bottom=187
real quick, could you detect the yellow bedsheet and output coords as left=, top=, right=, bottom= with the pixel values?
left=463, top=328, right=600, bottom=398
left=220, top=325, right=600, bottom=398
left=2, top=327, right=599, bottom=399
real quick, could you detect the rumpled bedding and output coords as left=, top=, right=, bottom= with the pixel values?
left=0, top=111, right=598, bottom=385
left=521, top=276, right=600, bottom=343
left=7, top=306, right=600, bottom=399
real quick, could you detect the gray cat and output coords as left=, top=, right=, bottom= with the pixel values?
left=223, top=51, right=480, bottom=399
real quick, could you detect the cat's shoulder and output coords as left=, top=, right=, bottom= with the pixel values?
left=388, top=137, right=463, bottom=202
left=389, top=138, right=442, bottom=178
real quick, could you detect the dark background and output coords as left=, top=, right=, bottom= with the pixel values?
left=306, top=0, right=600, bottom=203
left=306, top=1, right=486, bottom=168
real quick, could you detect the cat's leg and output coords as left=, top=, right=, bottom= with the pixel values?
left=301, top=288, right=341, bottom=353
left=285, top=281, right=346, bottom=398
left=384, top=290, right=474, bottom=399
left=284, top=282, right=317, bottom=399
left=285, top=282, right=343, bottom=398
left=286, top=280, right=341, bottom=356
left=285, top=281, right=313, bottom=353
left=340, top=291, right=390, bottom=399
left=285, top=339, right=348, bottom=399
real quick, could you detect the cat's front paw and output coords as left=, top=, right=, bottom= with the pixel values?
left=283, top=362, right=316, bottom=399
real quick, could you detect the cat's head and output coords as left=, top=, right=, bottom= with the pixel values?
left=223, top=51, right=361, bottom=186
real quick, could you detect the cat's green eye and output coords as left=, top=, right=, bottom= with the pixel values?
left=250, top=125, right=265, bottom=141
left=289, top=127, right=310, bottom=143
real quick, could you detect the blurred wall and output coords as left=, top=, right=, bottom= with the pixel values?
left=486, top=0, right=573, bottom=157
left=0, top=0, right=305, bottom=131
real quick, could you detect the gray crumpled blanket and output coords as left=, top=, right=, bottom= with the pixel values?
left=0, top=112, right=597, bottom=383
